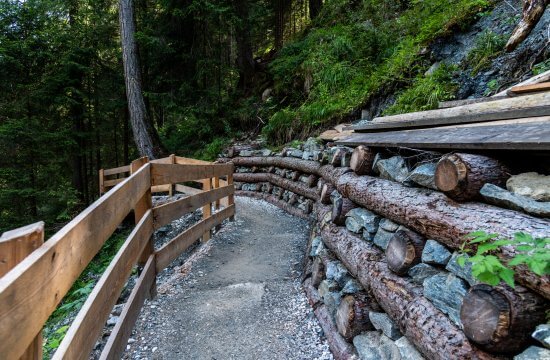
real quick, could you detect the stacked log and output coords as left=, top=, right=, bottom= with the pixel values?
left=350, top=146, right=376, bottom=175
left=386, top=229, right=426, bottom=275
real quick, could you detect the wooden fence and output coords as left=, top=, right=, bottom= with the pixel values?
left=0, top=156, right=235, bottom=360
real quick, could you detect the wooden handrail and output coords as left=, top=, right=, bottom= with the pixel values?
left=0, top=156, right=235, bottom=359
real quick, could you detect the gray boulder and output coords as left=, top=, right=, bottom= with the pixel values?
left=318, top=279, right=339, bottom=297
left=346, top=208, right=381, bottom=234
left=288, top=149, right=304, bottom=158
left=507, top=172, right=550, bottom=201
left=326, top=260, right=350, bottom=287
left=379, top=335, right=403, bottom=360
left=309, top=237, right=322, bottom=257
left=481, top=183, right=550, bottom=218
left=374, top=228, right=395, bottom=250
left=408, top=264, right=442, bottom=285
left=395, top=336, right=424, bottom=360
left=513, top=346, right=550, bottom=360
left=445, top=252, right=478, bottom=286
left=342, top=278, right=363, bottom=295
left=380, top=218, right=400, bottom=232
left=303, top=137, right=324, bottom=152
left=533, top=324, right=550, bottom=349
left=423, top=273, right=469, bottom=326
left=408, top=163, right=438, bottom=190
left=353, top=332, right=383, bottom=360
left=421, top=240, right=452, bottom=265
left=363, top=229, right=376, bottom=242
left=369, top=312, right=402, bottom=340
left=239, top=150, right=254, bottom=157
left=377, top=156, right=410, bottom=184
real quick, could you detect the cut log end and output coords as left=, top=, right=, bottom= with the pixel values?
left=321, top=183, right=336, bottom=205
left=460, top=287, right=506, bottom=345
left=336, top=294, right=374, bottom=340
left=350, top=145, right=376, bottom=175
left=311, top=257, right=326, bottom=287
left=434, top=156, right=465, bottom=192
left=386, top=229, right=426, bottom=275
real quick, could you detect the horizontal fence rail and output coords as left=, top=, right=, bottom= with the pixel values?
left=0, top=155, right=235, bottom=360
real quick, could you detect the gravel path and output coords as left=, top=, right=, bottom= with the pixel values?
left=123, top=197, right=333, bottom=360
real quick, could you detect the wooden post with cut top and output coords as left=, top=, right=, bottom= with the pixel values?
left=130, top=157, right=156, bottom=298
left=0, top=222, right=45, bottom=360
left=201, top=178, right=212, bottom=242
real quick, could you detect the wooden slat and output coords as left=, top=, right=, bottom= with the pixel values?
left=174, top=184, right=203, bottom=195
left=0, top=165, right=151, bottom=360
left=219, top=179, right=229, bottom=208
left=155, top=205, right=235, bottom=272
left=104, top=178, right=126, bottom=187
left=151, top=184, right=171, bottom=193
left=99, top=169, right=105, bottom=195
left=213, top=177, right=220, bottom=209
left=438, top=95, right=508, bottom=109
left=149, top=156, right=174, bottom=164
left=509, top=82, right=550, bottom=95
left=153, top=185, right=234, bottom=229
left=151, top=163, right=234, bottom=185
left=0, top=222, right=44, bottom=360
left=53, top=211, right=154, bottom=360
left=175, top=156, right=212, bottom=165
left=495, top=69, right=550, bottom=97
left=352, top=91, right=550, bottom=132
left=99, top=254, right=156, bottom=360
left=227, top=174, right=235, bottom=221
left=103, top=165, right=131, bottom=176
left=201, top=178, right=212, bottom=242
left=337, top=121, right=550, bottom=150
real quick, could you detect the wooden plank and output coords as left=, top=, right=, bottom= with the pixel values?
left=155, top=205, right=235, bottom=272
left=104, top=178, right=126, bottom=187
left=0, top=164, right=151, bottom=360
left=509, top=82, right=550, bottom=95
left=175, top=156, right=212, bottom=165
left=99, top=254, right=156, bottom=360
left=151, top=184, right=171, bottom=193
left=0, top=222, right=44, bottom=360
left=53, top=211, right=154, bottom=360
left=150, top=163, right=234, bottom=185
left=153, top=185, right=234, bottom=229
left=438, top=95, right=508, bottom=109
left=201, top=178, right=212, bottom=242
left=495, top=69, right=550, bottom=97
left=352, top=91, right=550, bottom=132
left=149, top=156, right=174, bottom=164
left=103, top=165, right=131, bottom=176
left=174, top=184, right=203, bottom=195
left=213, top=177, right=220, bottom=210
left=337, top=121, right=550, bottom=151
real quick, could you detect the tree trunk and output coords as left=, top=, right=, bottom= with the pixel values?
left=461, top=284, right=548, bottom=353
left=236, top=191, right=309, bottom=219
left=309, top=0, right=322, bottom=19
left=434, top=153, right=510, bottom=201
left=335, top=172, right=550, bottom=298
left=336, top=294, right=375, bottom=340
left=505, top=0, right=549, bottom=52
left=119, top=0, right=164, bottom=159
left=386, top=229, right=426, bottom=275
left=234, top=0, right=256, bottom=93
left=350, top=145, right=376, bottom=175
left=233, top=172, right=319, bottom=200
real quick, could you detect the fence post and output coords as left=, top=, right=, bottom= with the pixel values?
left=168, top=154, right=175, bottom=197
left=0, top=222, right=44, bottom=360
left=213, top=176, right=220, bottom=210
left=227, top=172, right=235, bottom=221
left=99, top=169, right=105, bottom=195
left=130, top=157, right=156, bottom=298
left=201, top=178, right=212, bottom=242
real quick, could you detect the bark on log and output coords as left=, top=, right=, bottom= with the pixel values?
left=505, top=0, right=548, bottom=52
left=303, top=278, right=359, bottom=360
left=335, top=172, right=550, bottom=299
left=236, top=191, right=309, bottom=219
left=461, top=284, right=549, bottom=353
left=336, top=294, right=375, bottom=340
left=219, top=157, right=322, bottom=176
left=435, top=153, right=510, bottom=201
left=350, top=146, right=376, bottom=175
left=332, top=197, right=357, bottom=226
left=311, top=257, right=325, bottom=287
left=321, top=183, right=336, bottom=205
left=386, top=229, right=426, bottom=275
left=319, top=166, right=353, bottom=186
left=316, top=206, right=498, bottom=359
left=233, top=173, right=319, bottom=201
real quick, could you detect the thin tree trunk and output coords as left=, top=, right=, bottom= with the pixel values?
left=118, top=0, right=164, bottom=159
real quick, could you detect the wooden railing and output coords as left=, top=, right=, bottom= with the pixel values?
left=0, top=156, right=235, bottom=360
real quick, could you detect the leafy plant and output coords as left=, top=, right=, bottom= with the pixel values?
left=464, top=30, right=507, bottom=75
left=458, top=231, right=550, bottom=287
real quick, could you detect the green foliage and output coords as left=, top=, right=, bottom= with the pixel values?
left=383, top=63, right=458, bottom=115
left=484, top=79, right=499, bottom=96
left=43, top=229, right=129, bottom=356
left=458, top=231, right=550, bottom=287
left=464, top=30, right=507, bottom=75
left=263, top=0, right=493, bottom=144
left=533, top=59, right=550, bottom=75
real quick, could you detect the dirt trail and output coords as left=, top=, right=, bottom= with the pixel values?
left=123, top=196, right=332, bottom=360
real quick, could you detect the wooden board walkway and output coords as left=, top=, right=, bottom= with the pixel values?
left=337, top=120, right=550, bottom=151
